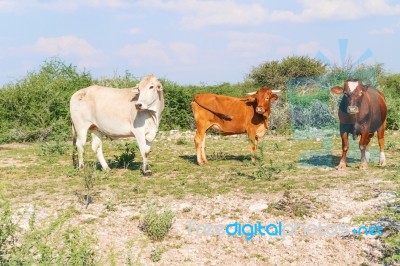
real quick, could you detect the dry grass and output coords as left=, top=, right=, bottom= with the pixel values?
left=0, top=131, right=399, bottom=265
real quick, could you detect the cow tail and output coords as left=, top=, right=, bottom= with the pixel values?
left=71, top=121, right=78, bottom=168
left=193, top=98, right=233, bottom=121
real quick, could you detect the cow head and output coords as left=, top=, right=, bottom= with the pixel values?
left=331, top=79, right=367, bottom=115
left=246, top=87, right=279, bottom=116
left=135, top=74, right=163, bottom=112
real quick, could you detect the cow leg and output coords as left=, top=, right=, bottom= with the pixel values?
left=75, top=128, right=88, bottom=169
left=201, top=134, right=208, bottom=164
left=194, top=127, right=208, bottom=165
left=337, top=131, right=349, bottom=170
left=359, top=133, right=370, bottom=169
left=377, top=122, right=386, bottom=166
left=250, top=138, right=257, bottom=163
left=365, top=133, right=374, bottom=163
left=133, top=129, right=152, bottom=175
left=91, top=131, right=109, bottom=170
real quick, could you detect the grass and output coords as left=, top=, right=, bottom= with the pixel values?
left=0, top=132, right=399, bottom=264
left=139, top=206, right=175, bottom=241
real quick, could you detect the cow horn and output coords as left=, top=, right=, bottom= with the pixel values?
left=246, top=91, right=256, bottom=95
left=271, top=90, right=281, bottom=93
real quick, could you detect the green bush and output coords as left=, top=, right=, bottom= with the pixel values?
left=0, top=58, right=92, bottom=143
left=0, top=193, right=97, bottom=265
left=1, top=58, right=399, bottom=143
left=139, top=206, right=175, bottom=241
left=247, top=56, right=327, bottom=90
left=113, top=142, right=137, bottom=169
left=381, top=74, right=400, bottom=130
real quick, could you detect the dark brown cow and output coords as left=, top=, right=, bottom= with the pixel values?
left=192, top=87, right=279, bottom=165
left=331, top=79, right=387, bottom=169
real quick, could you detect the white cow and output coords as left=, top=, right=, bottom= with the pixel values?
left=70, top=74, right=164, bottom=175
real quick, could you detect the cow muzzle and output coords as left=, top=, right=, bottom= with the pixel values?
left=347, top=106, right=359, bottom=114
left=256, top=107, right=265, bottom=114
left=135, top=103, right=143, bottom=110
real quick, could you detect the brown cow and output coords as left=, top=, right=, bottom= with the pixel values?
left=331, top=79, right=387, bottom=169
left=192, top=87, right=279, bottom=165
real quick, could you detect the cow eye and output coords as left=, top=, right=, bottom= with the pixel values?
left=149, top=86, right=154, bottom=89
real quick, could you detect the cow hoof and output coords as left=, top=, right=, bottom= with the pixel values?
left=336, top=163, right=347, bottom=170
left=197, top=160, right=208, bottom=166
left=142, top=170, right=152, bottom=176
left=379, top=159, right=386, bottom=166
left=359, top=162, right=368, bottom=170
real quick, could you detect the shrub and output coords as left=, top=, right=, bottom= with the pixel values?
left=150, top=246, right=164, bottom=262
left=113, top=142, right=137, bottom=169
left=247, top=56, right=327, bottom=90
left=0, top=58, right=92, bottom=143
left=0, top=195, right=97, bottom=265
left=381, top=74, right=400, bottom=130
left=139, top=206, right=175, bottom=241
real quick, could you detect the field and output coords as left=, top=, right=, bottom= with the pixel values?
left=1, top=129, right=399, bottom=265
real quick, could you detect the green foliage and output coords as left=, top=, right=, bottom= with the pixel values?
left=381, top=73, right=400, bottom=130
left=247, top=56, right=327, bottom=90
left=113, top=142, right=137, bottom=169
left=0, top=57, right=399, bottom=142
left=251, top=143, right=281, bottom=180
left=62, top=227, right=97, bottom=265
left=150, top=245, right=164, bottom=262
left=0, top=198, right=97, bottom=265
left=176, top=138, right=188, bottom=145
left=0, top=58, right=92, bottom=143
left=139, top=206, right=175, bottom=241
left=0, top=196, right=18, bottom=264
left=40, top=139, right=69, bottom=156
left=94, top=70, right=139, bottom=88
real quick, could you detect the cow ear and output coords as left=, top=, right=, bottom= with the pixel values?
left=245, top=94, right=257, bottom=102
left=132, top=84, right=139, bottom=93
left=270, top=94, right=278, bottom=102
left=157, top=84, right=163, bottom=91
left=331, top=86, right=343, bottom=95
left=362, top=85, right=369, bottom=92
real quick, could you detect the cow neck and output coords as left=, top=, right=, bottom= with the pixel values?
left=153, top=92, right=165, bottom=128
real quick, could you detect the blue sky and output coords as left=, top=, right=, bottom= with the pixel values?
left=1, top=0, right=400, bottom=86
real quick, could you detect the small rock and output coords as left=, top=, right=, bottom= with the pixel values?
left=338, top=216, right=352, bottom=224
left=249, top=203, right=268, bottom=212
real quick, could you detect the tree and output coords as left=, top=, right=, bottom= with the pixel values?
left=247, top=56, right=327, bottom=90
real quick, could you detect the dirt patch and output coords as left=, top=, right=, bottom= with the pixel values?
left=9, top=183, right=389, bottom=265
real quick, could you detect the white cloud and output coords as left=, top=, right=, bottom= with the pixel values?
left=369, top=22, right=400, bottom=35
left=29, top=35, right=105, bottom=68
left=118, top=40, right=172, bottom=66
left=272, top=0, right=400, bottom=22
left=223, top=31, right=283, bottom=58
left=0, top=0, right=131, bottom=12
left=137, top=0, right=267, bottom=28
left=118, top=40, right=199, bottom=67
left=137, top=0, right=400, bottom=26
left=274, top=41, right=334, bottom=61
left=86, top=0, right=131, bottom=8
